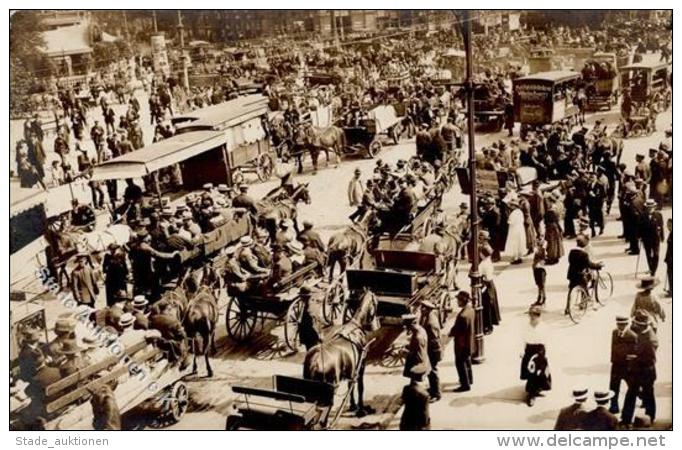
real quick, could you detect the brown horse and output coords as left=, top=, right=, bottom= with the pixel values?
left=181, top=272, right=219, bottom=378
left=326, top=210, right=378, bottom=282
left=303, top=289, right=379, bottom=423
left=293, top=123, right=345, bottom=172
left=89, top=384, right=121, bottom=430
left=257, top=183, right=311, bottom=238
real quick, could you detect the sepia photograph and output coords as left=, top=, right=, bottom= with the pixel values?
left=7, top=7, right=673, bottom=433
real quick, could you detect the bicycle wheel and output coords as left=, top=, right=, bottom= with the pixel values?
left=568, top=286, right=590, bottom=324
left=595, top=271, right=614, bottom=305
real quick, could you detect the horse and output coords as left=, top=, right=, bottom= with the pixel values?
left=303, top=288, right=379, bottom=423
left=257, top=183, right=311, bottom=239
left=290, top=123, right=345, bottom=173
left=182, top=285, right=219, bottom=378
left=326, top=210, right=378, bottom=282
left=89, top=384, right=121, bottom=430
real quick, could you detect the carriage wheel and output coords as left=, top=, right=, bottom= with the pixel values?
left=437, top=290, right=452, bottom=328
left=567, top=286, right=590, bottom=324
left=322, top=282, right=345, bottom=326
left=225, top=297, right=257, bottom=342
left=162, top=381, right=189, bottom=424
left=366, top=139, right=382, bottom=158
left=594, top=271, right=614, bottom=306
left=284, top=299, right=303, bottom=352
left=381, top=341, right=408, bottom=368
left=630, top=123, right=644, bottom=137
left=256, top=153, right=274, bottom=182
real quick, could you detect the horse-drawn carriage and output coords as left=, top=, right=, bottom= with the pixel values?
left=339, top=104, right=404, bottom=158
left=11, top=334, right=190, bottom=430
left=224, top=261, right=331, bottom=351
left=226, top=375, right=335, bottom=430
left=583, top=52, right=620, bottom=111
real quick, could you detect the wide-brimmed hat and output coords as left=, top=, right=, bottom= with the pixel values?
left=54, top=317, right=77, bottom=334
left=615, top=315, right=629, bottom=325
left=644, top=199, right=658, bottom=208
left=119, top=312, right=135, bottom=328
left=132, top=295, right=148, bottom=310
left=594, top=390, right=614, bottom=404
left=240, top=236, right=253, bottom=246
left=224, top=245, right=237, bottom=256
left=637, top=276, right=660, bottom=290
left=203, top=183, right=213, bottom=190
left=218, top=184, right=229, bottom=193
left=572, top=388, right=589, bottom=402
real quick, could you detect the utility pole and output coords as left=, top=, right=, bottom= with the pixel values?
left=152, top=10, right=158, bottom=33
left=177, top=10, right=189, bottom=90
left=461, top=10, right=485, bottom=363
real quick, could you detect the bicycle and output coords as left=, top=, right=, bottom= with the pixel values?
left=567, top=268, right=614, bottom=324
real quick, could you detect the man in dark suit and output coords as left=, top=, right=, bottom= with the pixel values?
left=70, top=253, right=99, bottom=307
left=18, top=328, right=45, bottom=381
left=565, top=235, right=603, bottom=315
left=609, top=316, right=638, bottom=414
left=639, top=199, right=664, bottom=275
left=420, top=300, right=443, bottom=401
left=586, top=171, right=607, bottom=237
left=583, top=391, right=619, bottom=430
left=621, top=310, right=659, bottom=427
left=399, top=363, right=431, bottom=430
left=554, top=388, right=589, bottom=430
left=449, top=291, right=475, bottom=392
left=22, top=353, right=62, bottom=429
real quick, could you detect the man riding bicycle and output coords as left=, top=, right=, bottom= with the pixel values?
left=565, top=235, right=604, bottom=315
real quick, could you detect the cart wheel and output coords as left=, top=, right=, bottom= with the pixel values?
left=366, top=139, right=382, bottom=158
left=630, top=123, right=644, bottom=137
left=225, top=297, right=257, bottom=342
left=437, top=290, right=452, bottom=328
left=284, top=299, right=303, bottom=352
left=322, top=282, right=345, bottom=326
left=256, top=153, right=274, bottom=182
left=162, top=381, right=189, bottom=424
left=381, top=340, right=408, bottom=368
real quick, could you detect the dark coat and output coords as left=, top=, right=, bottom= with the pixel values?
left=554, top=403, right=588, bottom=430
left=399, top=382, right=431, bottom=430
left=450, top=304, right=475, bottom=355
left=566, top=248, right=601, bottom=285
left=611, top=328, right=638, bottom=364
left=403, top=325, right=431, bottom=378
left=583, top=406, right=618, bottom=431
left=71, top=265, right=99, bottom=305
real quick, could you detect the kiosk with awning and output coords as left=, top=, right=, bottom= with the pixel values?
left=93, top=95, right=275, bottom=187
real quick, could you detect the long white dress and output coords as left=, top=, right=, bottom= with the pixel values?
left=505, top=207, right=527, bottom=260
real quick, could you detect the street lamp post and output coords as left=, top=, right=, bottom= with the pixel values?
left=460, top=10, right=485, bottom=363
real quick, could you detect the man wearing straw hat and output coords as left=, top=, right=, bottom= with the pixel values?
left=583, top=390, right=619, bottom=430
left=554, top=388, right=589, bottom=430
left=631, top=276, right=666, bottom=330
left=621, top=310, right=659, bottom=428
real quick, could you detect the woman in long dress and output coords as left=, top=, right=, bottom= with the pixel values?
left=480, top=245, right=501, bottom=334
left=505, top=200, right=526, bottom=264
left=520, top=306, right=552, bottom=407
left=544, top=197, right=565, bottom=264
